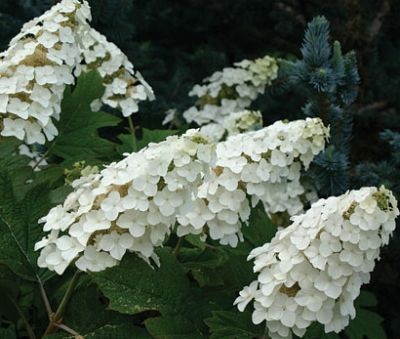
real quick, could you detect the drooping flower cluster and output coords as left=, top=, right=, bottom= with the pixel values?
left=0, top=0, right=88, bottom=144
left=35, top=130, right=215, bottom=274
left=235, top=186, right=399, bottom=339
left=199, top=109, right=263, bottom=141
left=0, top=0, right=153, bottom=144
left=35, top=118, right=328, bottom=274
left=182, top=55, right=278, bottom=138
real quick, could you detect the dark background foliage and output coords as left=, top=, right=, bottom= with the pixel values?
left=1, top=0, right=400, bottom=337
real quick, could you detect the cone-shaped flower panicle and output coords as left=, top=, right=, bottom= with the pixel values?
left=235, top=186, right=399, bottom=339
left=181, top=55, right=278, bottom=140
left=0, top=0, right=153, bottom=144
left=77, top=27, right=154, bottom=117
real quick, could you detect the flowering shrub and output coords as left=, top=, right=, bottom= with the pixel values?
left=0, top=2, right=398, bottom=339
left=36, top=117, right=328, bottom=273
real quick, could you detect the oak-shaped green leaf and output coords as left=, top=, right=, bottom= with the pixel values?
left=145, top=315, right=203, bottom=339
left=45, top=286, right=151, bottom=338
left=0, top=171, right=53, bottom=282
left=46, top=324, right=149, bottom=339
left=204, top=310, right=264, bottom=339
left=49, top=71, right=120, bottom=162
left=92, top=248, right=197, bottom=316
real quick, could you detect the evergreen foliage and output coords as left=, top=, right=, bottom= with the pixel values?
left=278, top=16, right=359, bottom=197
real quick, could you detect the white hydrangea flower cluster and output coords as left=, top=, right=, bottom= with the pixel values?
left=78, top=28, right=154, bottom=117
left=199, top=109, right=263, bottom=141
left=35, top=130, right=215, bottom=274
left=191, top=118, right=329, bottom=247
left=0, top=0, right=89, bottom=144
left=235, top=186, right=399, bottom=339
left=182, top=55, right=277, bottom=130
left=0, top=0, right=153, bottom=144
left=35, top=118, right=328, bottom=274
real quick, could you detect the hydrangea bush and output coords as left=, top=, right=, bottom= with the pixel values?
left=0, top=1, right=397, bottom=339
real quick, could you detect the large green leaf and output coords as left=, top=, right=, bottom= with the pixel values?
left=0, top=138, right=31, bottom=170
left=46, top=324, right=149, bottom=339
left=82, top=324, right=150, bottom=339
left=45, top=286, right=151, bottom=338
left=205, top=310, right=264, bottom=339
left=145, top=315, right=203, bottom=339
left=49, top=71, right=120, bottom=162
left=0, top=171, right=53, bottom=282
left=179, top=246, right=229, bottom=288
left=92, top=248, right=198, bottom=316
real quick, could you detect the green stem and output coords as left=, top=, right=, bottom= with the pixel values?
left=38, top=278, right=53, bottom=320
left=31, top=149, right=50, bottom=171
left=41, top=271, right=81, bottom=338
left=8, top=297, right=36, bottom=339
left=127, top=116, right=137, bottom=152
left=173, top=237, right=184, bottom=257
left=55, top=323, right=81, bottom=336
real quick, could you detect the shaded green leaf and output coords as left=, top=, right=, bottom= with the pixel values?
left=345, top=291, right=386, bottom=339
left=92, top=248, right=197, bottom=316
left=45, top=324, right=149, bottom=339
left=0, top=171, right=53, bottom=282
left=0, top=138, right=30, bottom=170
left=50, top=285, right=151, bottom=338
left=303, top=323, right=340, bottom=339
left=242, top=202, right=277, bottom=247
left=145, top=315, right=203, bottom=339
left=50, top=71, right=120, bottom=162
left=205, top=310, right=264, bottom=339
